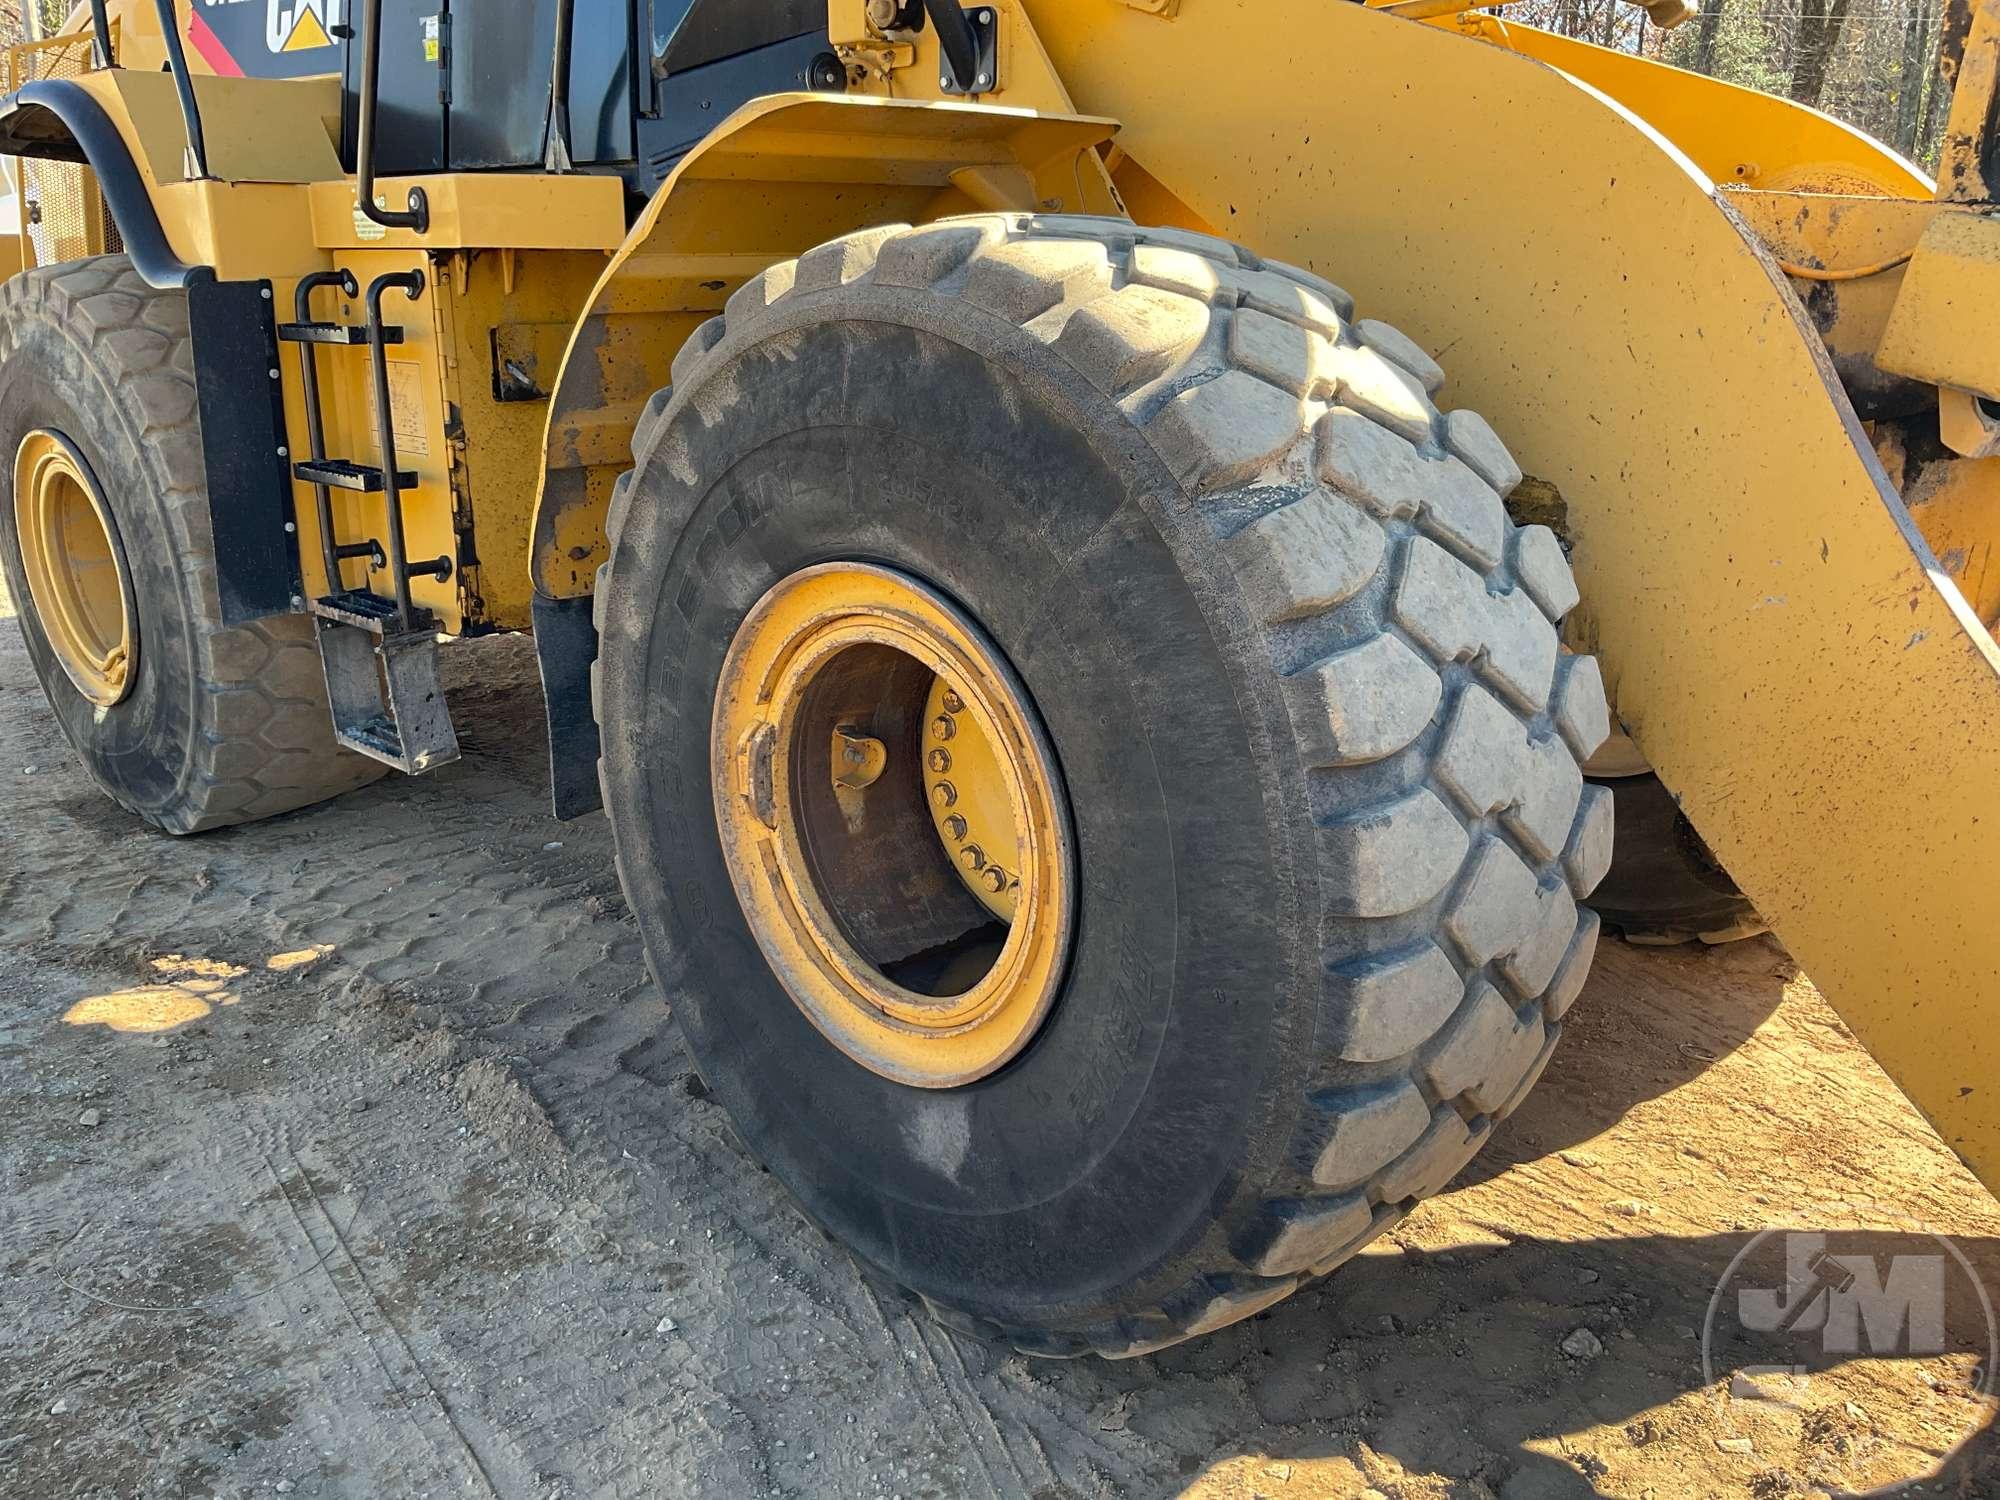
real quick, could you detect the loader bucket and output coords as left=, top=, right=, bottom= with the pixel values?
left=1021, top=0, right=2000, bottom=1182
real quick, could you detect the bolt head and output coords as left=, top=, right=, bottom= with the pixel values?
left=930, top=713, right=957, bottom=741
left=959, top=844, right=985, bottom=871
left=927, top=747, right=951, bottom=774
left=980, top=866, right=1006, bottom=893
left=931, top=781, right=957, bottom=808
left=943, top=814, right=967, bottom=841
left=277, top=445, right=289, bottom=457
left=941, top=689, right=965, bottom=713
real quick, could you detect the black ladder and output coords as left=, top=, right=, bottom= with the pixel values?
left=281, top=268, right=459, bottom=775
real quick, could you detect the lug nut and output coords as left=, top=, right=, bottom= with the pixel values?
left=927, top=747, right=951, bottom=774
left=931, top=781, right=957, bottom=808
left=931, top=713, right=956, bottom=741
left=980, top=865, right=1006, bottom=893
left=959, top=844, right=985, bottom=871
left=941, top=689, right=965, bottom=713
left=943, top=814, right=967, bottom=840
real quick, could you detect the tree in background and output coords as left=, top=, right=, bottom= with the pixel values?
left=1792, top=0, right=1856, bottom=101
left=1511, top=0, right=1951, bottom=171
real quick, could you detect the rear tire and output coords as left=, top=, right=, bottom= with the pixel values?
left=0, top=256, right=382, bottom=834
left=1587, top=771, right=1765, bottom=944
left=595, top=214, right=1613, bottom=1355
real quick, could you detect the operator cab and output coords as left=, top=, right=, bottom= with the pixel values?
left=341, top=0, right=841, bottom=204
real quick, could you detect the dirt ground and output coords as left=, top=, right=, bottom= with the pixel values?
left=1, top=578, right=1996, bottom=1500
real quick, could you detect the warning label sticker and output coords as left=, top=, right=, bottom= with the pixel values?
left=366, top=360, right=433, bottom=461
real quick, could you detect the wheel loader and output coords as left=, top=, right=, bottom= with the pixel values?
left=0, top=0, right=1992, bottom=1357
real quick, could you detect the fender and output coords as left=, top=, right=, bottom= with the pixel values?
left=528, top=91, right=1118, bottom=604
left=0, top=79, right=305, bottom=623
left=0, top=79, right=212, bottom=288
left=526, top=92, right=1118, bottom=818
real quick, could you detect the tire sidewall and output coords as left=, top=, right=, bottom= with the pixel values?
left=0, top=286, right=202, bottom=821
left=600, top=286, right=1318, bottom=1328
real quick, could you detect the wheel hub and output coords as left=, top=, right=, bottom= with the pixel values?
left=13, top=430, right=135, bottom=706
left=711, top=563, right=1073, bottom=1087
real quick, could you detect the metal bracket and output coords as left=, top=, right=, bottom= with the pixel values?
left=935, top=5, right=998, bottom=95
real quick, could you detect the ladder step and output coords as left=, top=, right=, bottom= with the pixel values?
left=312, top=607, right=459, bottom=776
left=278, top=320, right=404, bottom=346
left=294, top=458, right=417, bottom=493
left=308, top=589, right=406, bottom=634
left=335, top=714, right=407, bottom=761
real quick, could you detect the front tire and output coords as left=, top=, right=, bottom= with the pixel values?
left=0, top=256, right=381, bottom=833
left=595, top=215, right=1613, bottom=1354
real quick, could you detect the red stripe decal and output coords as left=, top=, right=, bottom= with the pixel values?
left=186, top=12, right=244, bottom=77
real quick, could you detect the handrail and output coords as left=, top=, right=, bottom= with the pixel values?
left=150, top=0, right=208, bottom=179
left=364, top=269, right=447, bottom=625
left=294, top=270, right=364, bottom=591
left=87, top=0, right=115, bottom=69
left=355, top=0, right=429, bottom=233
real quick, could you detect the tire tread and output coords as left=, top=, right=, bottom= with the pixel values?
left=593, top=215, right=1614, bottom=1356
left=1, top=256, right=379, bottom=833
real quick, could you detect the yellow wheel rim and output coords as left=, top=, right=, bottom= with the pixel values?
left=712, top=563, right=1074, bottom=1087
left=13, top=430, right=135, bottom=707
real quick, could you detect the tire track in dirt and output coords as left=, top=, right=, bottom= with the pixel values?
left=253, top=1125, right=507, bottom=1496
left=4, top=617, right=1996, bottom=1497
left=2, top=628, right=1139, bottom=1494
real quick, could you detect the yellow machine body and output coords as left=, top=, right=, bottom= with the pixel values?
left=993, top=0, right=2000, bottom=1189
left=3, top=0, right=1998, bottom=1188
left=530, top=93, right=1119, bottom=601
